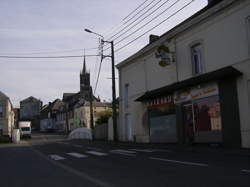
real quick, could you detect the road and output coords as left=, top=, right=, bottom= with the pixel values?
left=0, top=133, right=249, bottom=187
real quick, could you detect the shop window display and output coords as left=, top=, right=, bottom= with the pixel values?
left=194, top=96, right=222, bottom=132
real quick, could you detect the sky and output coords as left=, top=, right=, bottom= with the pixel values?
left=0, top=0, right=208, bottom=107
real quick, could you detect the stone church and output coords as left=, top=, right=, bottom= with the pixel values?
left=62, top=57, right=111, bottom=130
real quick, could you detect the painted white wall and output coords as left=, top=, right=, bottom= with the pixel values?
left=119, top=42, right=177, bottom=142
left=118, top=0, right=250, bottom=147
left=175, top=1, right=250, bottom=147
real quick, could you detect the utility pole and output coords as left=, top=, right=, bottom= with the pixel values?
left=89, top=87, right=94, bottom=130
left=84, top=28, right=118, bottom=141
left=110, top=41, right=117, bottom=141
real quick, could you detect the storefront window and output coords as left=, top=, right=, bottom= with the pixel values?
left=193, top=96, right=221, bottom=132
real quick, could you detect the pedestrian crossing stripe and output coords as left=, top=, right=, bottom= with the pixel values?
left=66, top=152, right=88, bottom=158
left=130, top=149, right=154, bottom=153
left=49, top=154, right=65, bottom=161
left=111, top=149, right=136, bottom=154
left=85, top=151, right=108, bottom=156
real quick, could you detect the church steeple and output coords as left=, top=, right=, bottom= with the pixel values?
left=82, top=55, right=86, bottom=73
left=80, top=55, right=91, bottom=100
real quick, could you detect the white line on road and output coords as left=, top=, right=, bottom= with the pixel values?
left=66, top=152, right=88, bottom=158
left=86, top=151, right=108, bottom=156
left=150, top=157, right=208, bottom=167
left=241, top=169, right=250, bottom=173
left=130, top=149, right=154, bottom=153
left=49, top=154, right=66, bottom=161
left=110, top=150, right=136, bottom=157
left=73, top=144, right=83, bottom=148
left=111, top=149, right=136, bottom=154
left=86, top=147, right=102, bottom=151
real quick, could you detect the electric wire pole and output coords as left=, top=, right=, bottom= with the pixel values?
left=84, top=29, right=118, bottom=141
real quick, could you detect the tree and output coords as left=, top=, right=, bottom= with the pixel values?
left=95, top=110, right=112, bottom=125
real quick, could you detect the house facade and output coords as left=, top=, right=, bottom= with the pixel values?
left=20, top=96, right=42, bottom=129
left=0, top=91, right=14, bottom=137
left=40, top=99, right=65, bottom=132
left=117, top=0, right=250, bottom=148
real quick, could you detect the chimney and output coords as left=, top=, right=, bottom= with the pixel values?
left=149, top=34, right=159, bottom=44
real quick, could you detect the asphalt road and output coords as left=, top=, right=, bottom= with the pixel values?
left=0, top=133, right=249, bottom=187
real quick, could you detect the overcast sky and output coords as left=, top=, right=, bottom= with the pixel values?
left=0, top=0, right=208, bottom=107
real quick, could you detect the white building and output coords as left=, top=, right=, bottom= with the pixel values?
left=0, top=91, right=14, bottom=137
left=117, top=0, right=250, bottom=148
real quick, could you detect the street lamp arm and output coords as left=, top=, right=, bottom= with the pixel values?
left=84, top=28, right=104, bottom=39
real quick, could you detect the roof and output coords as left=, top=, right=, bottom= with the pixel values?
left=135, top=66, right=242, bottom=101
left=0, top=91, right=9, bottom=99
left=20, top=96, right=40, bottom=103
left=62, top=93, right=77, bottom=101
left=116, top=0, right=234, bottom=69
left=84, top=101, right=111, bottom=107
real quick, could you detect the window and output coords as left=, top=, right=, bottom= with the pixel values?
left=191, top=43, right=203, bottom=75
left=247, top=17, right=250, bottom=55
left=0, top=106, right=3, bottom=119
left=248, top=80, right=250, bottom=112
left=124, top=84, right=129, bottom=108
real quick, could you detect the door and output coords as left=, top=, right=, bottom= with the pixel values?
left=125, top=114, right=133, bottom=141
left=183, top=103, right=195, bottom=144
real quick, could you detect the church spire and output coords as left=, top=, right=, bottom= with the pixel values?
left=83, top=55, right=86, bottom=73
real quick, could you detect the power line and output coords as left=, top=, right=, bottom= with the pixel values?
left=93, top=57, right=104, bottom=94
left=107, top=0, right=165, bottom=41
left=103, top=0, right=180, bottom=52
left=115, top=0, right=195, bottom=53
left=0, top=54, right=99, bottom=59
left=123, top=0, right=158, bottom=25
left=113, top=0, right=180, bottom=47
left=122, top=0, right=150, bottom=21
left=104, top=0, right=158, bottom=39
left=0, top=47, right=99, bottom=56
left=107, top=0, right=170, bottom=42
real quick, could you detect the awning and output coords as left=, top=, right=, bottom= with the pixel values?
left=135, top=66, right=242, bottom=102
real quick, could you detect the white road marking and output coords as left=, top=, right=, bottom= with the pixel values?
left=130, top=149, right=154, bottom=153
left=111, top=149, right=136, bottom=154
left=241, top=169, right=250, bottom=173
left=150, top=157, right=208, bottom=167
left=110, top=150, right=136, bottom=157
left=86, top=147, right=102, bottom=151
left=73, top=144, right=83, bottom=148
left=49, top=154, right=65, bottom=161
left=86, top=151, right=108, bottom=156
left=66, top=152, right=88, bottom=158
left=151, top=149, right=173, bottom=153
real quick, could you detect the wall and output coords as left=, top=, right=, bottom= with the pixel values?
left=119, top=42, right=177, bottom=142
left=20, top=100, right=42, bottom=120
left=175, top=0, right=250, bottom=147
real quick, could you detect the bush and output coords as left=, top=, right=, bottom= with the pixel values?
left=96, top=110, right=112, bottom=125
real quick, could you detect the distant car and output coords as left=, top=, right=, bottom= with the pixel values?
left=19, top=121, right=32, bottom=138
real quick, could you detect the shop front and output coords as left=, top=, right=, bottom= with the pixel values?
left=174, top=82, right=222, bottom=143
left=136, top=66, right=242, bottom=147
left=146, top=95, right=177, bottom=143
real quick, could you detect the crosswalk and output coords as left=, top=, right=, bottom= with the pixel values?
left=47, top=146, right=170, bottom=161
left=48, top=148, right=157, bottom=161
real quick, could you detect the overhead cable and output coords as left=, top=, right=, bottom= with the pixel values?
left=114, top=0, right=195, bottom=53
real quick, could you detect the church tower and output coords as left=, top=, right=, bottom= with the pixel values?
left=80, top=56, right=91, bottom=100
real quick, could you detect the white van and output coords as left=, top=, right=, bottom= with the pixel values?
left=19, top=121, right=32, bottom=138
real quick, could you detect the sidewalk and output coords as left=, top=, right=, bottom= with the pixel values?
left=82, top=140, right=250, bottom=157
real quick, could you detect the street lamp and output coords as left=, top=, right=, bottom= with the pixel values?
left=84, top=28, right=118, bottom=142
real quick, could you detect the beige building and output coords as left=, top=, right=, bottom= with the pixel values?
left=74, top=101, right=112, bottom=129
left=0, top=91, right=14, bottom=137
left=117, top=0, right=250, bottom=148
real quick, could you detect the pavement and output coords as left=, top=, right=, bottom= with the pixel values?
left=0, top=133, right=249, bottom=187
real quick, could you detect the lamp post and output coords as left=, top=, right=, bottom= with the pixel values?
left=84, top=28, right=118, bottom=141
